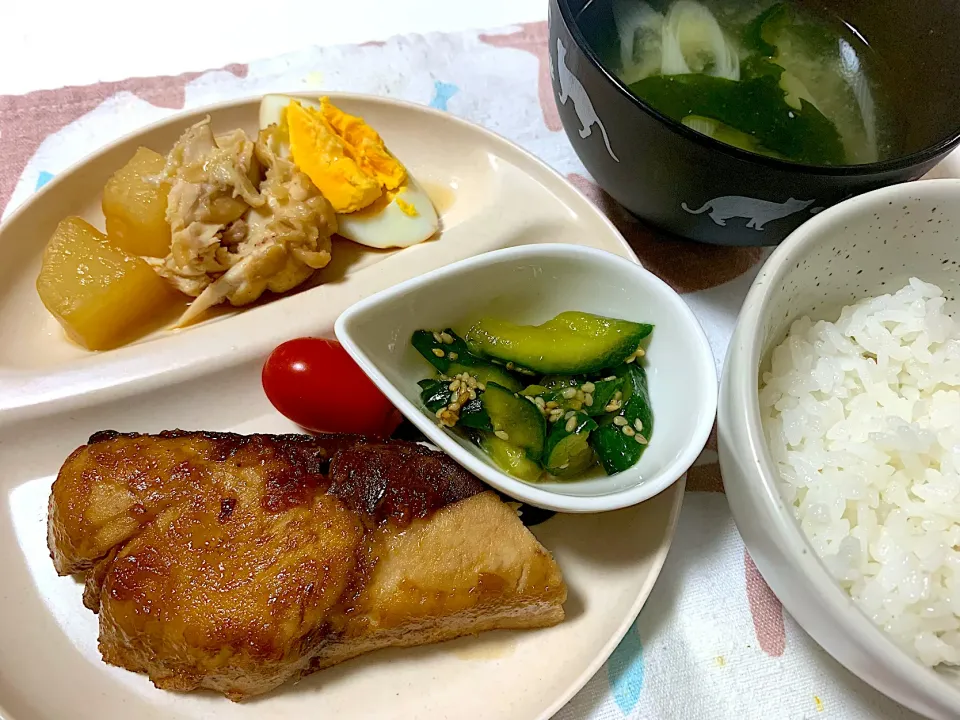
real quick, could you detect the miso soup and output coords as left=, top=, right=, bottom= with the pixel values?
left=577, top=0, right=901, bottom=165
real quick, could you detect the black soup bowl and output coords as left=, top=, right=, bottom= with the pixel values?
left=549, top=0, right=960, bottom=246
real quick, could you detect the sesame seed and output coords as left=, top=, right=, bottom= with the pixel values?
left=584, top=393, right=594, bottom=406
left=534, top=396, right=546, bottom=408
left=450, top=391, right=459, bottom=402
left=634, top=418, right=644, bottom=432
left=449, top=379, right=461, bottom=391
left=564, top=410, right=576, bottom=420
left=525, top=394, right=537, bottom=403
left=604, top=375, right=617, bottom=381
left=432, top=348, right=445, bottom=357
left=614, top=391, right=623, bottom=400
left=562, top=388, right=577, bottom=399
left=448, top=352, right=458, bottom=360
left=466, top=376, right=478, bottom=388
left=439, top=331, right=454, bottom=344
left=435, top=408, right=444, bottom=418
left=635, top=346, right=646, bottom=357
left=635, top=434, right=649, bottom=445
left=605, top=400, right=621, bottom=412
left=494, top=430, right=509, bottom=441
left=477, top=382, right=486, bottom=391
left=545, top=401, right=559, bottom=409
left=565, top=416, right=578, bottom=432
left=622, top=425, right=636, bottom=437
left=558, top=462, right=570, bottom=469
left=432, top=332, right=442, bottom=343
left=581, top=382, right=595, bottom=393
left=613, top=416, right=628, bottom=426
left=625, top=355, right=635, bottom=364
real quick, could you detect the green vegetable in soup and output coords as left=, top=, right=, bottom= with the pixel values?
left=760, top=4, right=880, bottom=164
left=742, top=2, right=787, bottom=57
left=604, top=0, right=892, bottom=165
left=630, top=62, right=846, bottom=164
left=681, top=115, right=783, bottom=159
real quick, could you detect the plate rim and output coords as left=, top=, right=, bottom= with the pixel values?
left=538, top=475, right=685, bottom=720
left=0, top=91, right=685, bottom=720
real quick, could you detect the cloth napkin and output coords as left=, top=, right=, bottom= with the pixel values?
left=0, top=22, right=928, bottom=720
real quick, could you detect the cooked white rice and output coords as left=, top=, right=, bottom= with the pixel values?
left=760, top=278, right=960, bottom=667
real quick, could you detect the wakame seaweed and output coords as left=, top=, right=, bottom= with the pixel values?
left=630, top=59, right=846, bottom=164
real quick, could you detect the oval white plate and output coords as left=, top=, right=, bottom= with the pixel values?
left=0, top=94, right=684, bottom=720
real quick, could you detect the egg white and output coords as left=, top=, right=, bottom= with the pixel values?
left=336, top=177, right=439, bottom=249
left=258, top=94, right=318, bottom=133
left=257, top=94, right=439, bottom=250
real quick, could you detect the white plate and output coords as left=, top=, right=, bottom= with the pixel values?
left=0, top=94, right=684, bottom=720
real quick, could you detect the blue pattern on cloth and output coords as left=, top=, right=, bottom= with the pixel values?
left=35, top=171, right=54, bottom=190
left=608, top=618, right=644, bottom=714
left=429, top=81, right=459, bottom=111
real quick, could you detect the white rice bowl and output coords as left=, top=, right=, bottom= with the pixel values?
left=760, top=277, right=960, bottom=668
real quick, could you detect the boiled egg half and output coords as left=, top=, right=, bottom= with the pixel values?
left=259, top=94, right=439, bottom=249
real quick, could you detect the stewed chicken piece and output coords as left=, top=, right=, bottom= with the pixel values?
left=147, top=118, right=336, bottom=326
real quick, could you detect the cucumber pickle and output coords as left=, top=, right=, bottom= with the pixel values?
left=411, top=311, right=654, bottom=483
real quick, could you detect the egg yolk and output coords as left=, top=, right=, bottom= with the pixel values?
left=286, top=98, right=407, bottom=215
left=395, top=194, right=418, bottom=217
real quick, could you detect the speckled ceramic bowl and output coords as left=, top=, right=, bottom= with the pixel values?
left=548, top=0, right=960, bottom=247
left=719, top=179, right=960, bottom=718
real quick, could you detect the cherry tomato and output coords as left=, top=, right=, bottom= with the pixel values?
left=262, top=338, right=401, bottom=437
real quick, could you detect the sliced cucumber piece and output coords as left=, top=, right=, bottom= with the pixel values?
left=586, top=377, right=625, bottom=416
left=418, top=379, right=451, bottom=414
left=521, top=377, right=623, bottom=417
left=480, top=433, right=543, bottom=482
left=465, top=311, right=653, bottom=375
left=448, top=361, right=522, bottom=392
left=412, top=328, right=470, bottom=372
left=458, top=395, right=493, bottom=430
left=481, top=382, right=546, bottom=460
left=544, top=412, right=598, bottom=477
left=590, top=364, right=653, bottom=474
left=540, top=375, right=578, bottom=389
left=622, top=363, right=654, bottom=440
left=411, top=328, right=524, bottom=391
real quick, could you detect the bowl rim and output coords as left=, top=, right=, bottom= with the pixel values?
left=721, top=179, right=960, bottom=713
left=554, top=0, right=960, bottom=176
left=335, top=242, right=718, bottom=513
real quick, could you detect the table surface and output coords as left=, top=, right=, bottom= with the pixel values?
left=0, top=2, right=942, bottom=718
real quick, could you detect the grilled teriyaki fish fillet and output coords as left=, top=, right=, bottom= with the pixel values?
left=47, top=431, right=565, bottom=701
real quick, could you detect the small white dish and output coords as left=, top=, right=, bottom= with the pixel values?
left=336, top=243, right=717, bottom=513
left=719, top=179, right=960, bottom=719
